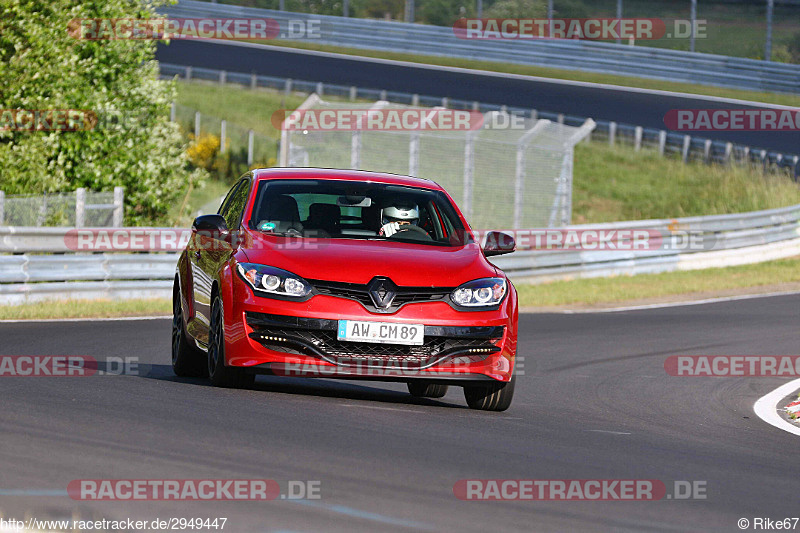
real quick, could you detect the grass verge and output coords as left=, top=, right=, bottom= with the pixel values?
left=515, top=256, right=800, bottom=308
left=0, top=299, right=171, bottom=320
left=175, top=81, right=800, bottom=224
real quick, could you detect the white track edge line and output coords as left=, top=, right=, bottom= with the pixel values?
left=0, top=315, right=171, bottom=323
left=754, top=378, right=800, bottom=437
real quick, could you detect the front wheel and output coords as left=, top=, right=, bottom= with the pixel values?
left=407, top=381, right=449, bottom=398
left=463, top=375, right=515, bottom=411
left=207, top=295, right=255, bottom=389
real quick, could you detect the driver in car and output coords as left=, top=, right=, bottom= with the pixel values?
left=379, top=203, right=430, bottom=239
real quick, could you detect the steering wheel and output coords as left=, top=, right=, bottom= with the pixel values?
left=390, top=225, right=432, bottom=240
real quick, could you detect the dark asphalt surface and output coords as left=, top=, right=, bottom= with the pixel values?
left=1, top=294, right=799, bottom=532
left=155, top=40, right=800, bottom=154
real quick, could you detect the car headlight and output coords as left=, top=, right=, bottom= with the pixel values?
left=237, top=263, right=312, bottom=298
left=451, top=278, right=507, bottom=307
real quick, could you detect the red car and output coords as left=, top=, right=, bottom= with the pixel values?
left=172, top=168, right=518, bottom=411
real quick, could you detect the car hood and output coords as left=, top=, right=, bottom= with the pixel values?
left=241, top=232, right=497, bottom=286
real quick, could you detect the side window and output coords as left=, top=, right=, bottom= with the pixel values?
left=220, top=179, right=251, bottom=230
left=217, top=181, right=243, bottom=218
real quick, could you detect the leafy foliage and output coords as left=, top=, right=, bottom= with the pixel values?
left=0, top=0, right=204, bottom=225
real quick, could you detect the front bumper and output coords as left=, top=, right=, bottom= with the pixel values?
left=223, top=274, right=517, bottom=382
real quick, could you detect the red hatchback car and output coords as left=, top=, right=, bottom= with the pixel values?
left=172, top=168, right=518, bottom=411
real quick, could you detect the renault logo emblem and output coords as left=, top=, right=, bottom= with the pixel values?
left=367, top=277, right=397, bottom=309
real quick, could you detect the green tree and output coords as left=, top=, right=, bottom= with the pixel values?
left=0, top=0, right=204, bottom=225
left=484, top=0, right=545, bottom=19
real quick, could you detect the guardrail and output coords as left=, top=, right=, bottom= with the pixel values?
left=2, top=203, right=799, bottom=304
left=161, top=0, right=800, bottom=94
left=160, top=63, right=800, bottom=178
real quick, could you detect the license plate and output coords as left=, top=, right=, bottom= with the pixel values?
left=337, top=320, right=424, bottom=345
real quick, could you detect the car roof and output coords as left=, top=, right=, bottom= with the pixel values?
left=251, top=168, right=443, bottom=191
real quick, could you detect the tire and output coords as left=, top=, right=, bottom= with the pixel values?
left=207, top=294, right=255, bottom=389
left=172, top=284, right=208, bottom=378
left=407, top=381, right=449, bottom=398
left=463, top=375, right=515, bottom=411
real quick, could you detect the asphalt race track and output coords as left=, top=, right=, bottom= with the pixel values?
left=1, top=294, right=798, bottom=532
left=155, top=40, right=800, bottom=154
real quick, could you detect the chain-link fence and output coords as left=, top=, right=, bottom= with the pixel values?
left=0, top=188, right=124, bottom=227
left=279, top=96, right=594, bottom=228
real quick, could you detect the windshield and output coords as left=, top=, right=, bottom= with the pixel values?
left=248, top=179, right=471, bottom=247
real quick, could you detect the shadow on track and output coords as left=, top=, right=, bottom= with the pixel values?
left=134, top=363, right=466, bottom=410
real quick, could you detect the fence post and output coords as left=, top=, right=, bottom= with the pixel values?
left=408, top=131, right=419, bottom=177
left=113, top=187, right=124, bottom=227
left=608, top=121, right=616, bottom=146
left=350, top=86, right=357, bottom=101
left=681, top=135, right=691, bottom=163
left=351, top=130, right=362, bottom=169
left=220, top=120, right=227, bottom=154
left=761, top=150, right=768, bottom=172
left=219, top=70, right=226, bottom=85
left=472, top=101, right=480, bottom=111
left=658, top=130, right=667, bottom=156
left=75, top=188, right=86, bottom=228
left=284, top=79, right=293, bottom=98
left=724, top=142, right=733, bottom=164
left=412, top=94, right=419, bottom=106
left=316, top=82, right=324, bottom=96
left=379, top=89, right=387, bottom=101
left=441, top=97, right=449, bottom=108
left=634, top=126, right=642, bottom=151
left=0, top=191, right=5, bottom=225
left=557, top=113, right=564, bottom=125
left=744, top=146, right=750, bottom=165
left=251, top=72, right=257, bottom=89
left=793, top=156, right=799, bottom=182
left=194, top=111, right=201, bottom=138
left=185, top=66, right=192, bottom=80
left=531, top=109, right=538, bottom=121
left=462, top=132, right=475, bottom=221
left=247, top=130, right=255, bottom=166
left=703, top=139, right=712, bottom=163
left=170, top=102, right=175, bottom=123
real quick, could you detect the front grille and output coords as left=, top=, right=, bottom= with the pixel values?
left=246, top=312, right=502, bottom=368
left=310, top=279, right=453, bottom=313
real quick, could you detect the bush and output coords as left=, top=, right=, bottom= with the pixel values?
left=0, top=0, right=205, bottom=225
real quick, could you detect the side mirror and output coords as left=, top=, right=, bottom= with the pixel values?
left=192, top=214, right=229, bottom=240
left=482, top=231, right=516, bottom=257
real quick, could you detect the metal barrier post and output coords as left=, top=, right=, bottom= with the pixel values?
left=194, top=111, right=201, bottom=138
left=634, top=126, right=643, bottom=151
left=75, top=188, right=86, bottom=228
left=682, top=135, right=691, bottom=163
left=113, top=187, right=124, bottom=227
left=220, top=120, right=227, bottom=154
left=658, top=130, right=667, bottom=156
left=0, top=191, right=4, bottom=225
left=462, top=131, right=475, bottom=221
left=247, top=130, right=255, bottom=166
left=609, top=122, right=617, bottom=146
